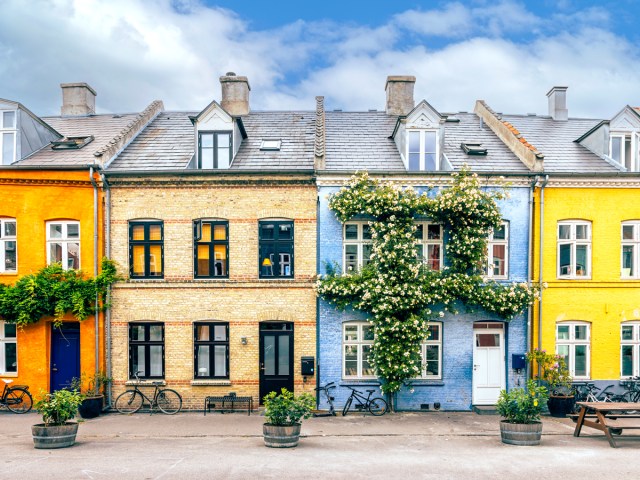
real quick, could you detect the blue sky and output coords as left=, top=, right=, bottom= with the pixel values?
left=1, top=0, right=639, bottom=118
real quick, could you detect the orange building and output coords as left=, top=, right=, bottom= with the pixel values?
left=0, top=85, right=160, bottom=394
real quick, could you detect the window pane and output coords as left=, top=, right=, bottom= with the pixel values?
left=622, top=326, right=634, bottom=341
left=213, top=325, right=226, bottom=341
left=362, top=225, right=372, bottom=240
left=557, top=326, right=570, bottom=340
left=575, top=225, right=588, bottom=240
left=4, top=323, right=16, bottom=338
left=427, top=224, right=441, bottom=240
left=149, top=225, right=162, bottom=241
left=214, top=345, right=227, bottom=376
left=623, top=225, right=635, bottom=240
left=50, top=243, right=63, bottom=263
left=4, top=221, right=16, bottom=237
left=67, top=223, right=79, bottom=238
left=201, top=147, right=214, bottom=169
left=492, top=245, right=506, bottom=276
left=625, top=137, right=632, bottom=170
left=3, top=111, right=15, bottom=128
left=611, top=136, right=622, bottom=162
left=197, top=345, right=210, bottom=377
left=409, top=131, right=420, bottom=153
left=574, top=345, right=587, bottom=376
left=622, top=246, right=634, bottom=275
left=278, top=223, right=292, bottom=240
left=558, top=225, right=571, bottom=239
left=134, top=346, right=145, bottom=377
left=345, top=245, right=358, bottom=272
left=213, top=224, right=226, bottom=241
left=278, top=335, right=289, bottom=375
left=427, top=324, right=440, bottom=341
left=67, top=243, right=80, bottom=269
left=362, top=325, right=374, bottom=341
left=408, top=153, right=420, bottom=171
left=149, top=325, right=163, bottom=341
left=362, top=345, right=373, bottom=376
left=132, top=225, right=145, bottom=241
left=213, top=244, right=226, bottom=276
left=200, top=223, right=212, bottom=242
left=260, top=224, right=275, bottom=240
left=427, top=244, right=440, bottom=271
left=344, top=325, right=358, bottom=341
left=362, top=244, right=372, bottom=266
left=574, top=325, right=588, bottom=340
left=344, top=224, right=358, bottom=240
left=132, top=245, right=145, bottom=275
left=49, top=223, right=63, bottom=239
left=424, top=153, right=437, bottom=171
left=622, top=345, right=634, bottom=377
left=217, top=145, right=230, bottom=169
left=197, top=245, right=210, bottom=276
left=425, top=345, right=439, bottom=376
left=279, top=252, right=291, bottom=276
left=197, top=325, right=210, bottom=341
left=416, top=244, right=424, bottom=261
left=424, top=131, right=437, bottom=153
left=131, top=325, right=145, bottom=341
left=149, top=346, right=163, bottom=376
left=2, top=132, right=14, bottom=164
left=5, top=343, right=16, bottom=372
left=5, top=241, right=16, bottom=270
left=559, top=244, right=571, bottom=275
left=344, top=345, right=357, bottom=376
left=557, top=345, right=569, bottom=368
left=414, top=224, right=424, bottom=240
left=264, top=336, right=275, bottom=375
left=148, top=245, right=162, bottom=276
left=476, top=333, right=500, bottom=347
left=201, top=133, right=213, bottom=148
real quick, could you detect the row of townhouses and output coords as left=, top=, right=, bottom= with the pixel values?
left=1, top=74, right=640, bottom=410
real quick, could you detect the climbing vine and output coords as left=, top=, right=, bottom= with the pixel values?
left=0, top=258, right=119, bottom=328
left=317, top=168, right=539, bottom=395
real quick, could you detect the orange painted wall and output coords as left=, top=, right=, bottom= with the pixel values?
left=0, top=169, right=105, bottom=393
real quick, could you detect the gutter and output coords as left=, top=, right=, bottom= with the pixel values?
left=100, top=172, right=113, bottom=407
left=89, top=166, right=100, bottom=385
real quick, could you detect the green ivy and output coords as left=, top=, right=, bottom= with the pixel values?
left=317, top=168, right=540, bottom=395
left=0, top=258, right=119, bottom=328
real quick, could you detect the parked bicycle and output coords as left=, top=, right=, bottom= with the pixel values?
left=342, top=386, right=388, bottom=416
left=0, top=379, right=33, bottom=413
left=314, top=381, right=336, bottom=417
left=114, top=372, right=182, bottom=415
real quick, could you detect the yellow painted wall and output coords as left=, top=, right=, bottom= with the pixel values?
left=532, top=186, right=640, bottom=380
left=0, top=169, right=105, bottom=392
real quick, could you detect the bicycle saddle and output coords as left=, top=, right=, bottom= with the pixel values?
left=2, top=379, right=13, bottom=384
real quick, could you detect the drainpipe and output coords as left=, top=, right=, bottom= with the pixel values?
left=526, top=176, right=538, bottom=382
left=315, top=193, right=321, bottom=407
left=537, top=175, right=549, bottom=352
left=89, top=166, right=100, bottom=387
left=100, top=173, right=113, bottom=407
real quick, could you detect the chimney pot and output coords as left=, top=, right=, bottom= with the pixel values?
left=61, top=83, right=97, bottom=116
left=546, top=86, right=568, bottom=121
left=385, top=75, right=416, bottom=116
left=220, top=73, right=250, bottom=116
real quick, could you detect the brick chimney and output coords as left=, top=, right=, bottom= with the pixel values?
left=61, top=83, right=96, bottom=116
left=546, top=86, right=568, bottom=121
left=219, top=72, right=251, bottom=116
left=385, top=75, right=416, bottom=116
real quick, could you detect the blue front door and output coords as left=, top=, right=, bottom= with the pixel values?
left=50, top=323, right=81, bottom=391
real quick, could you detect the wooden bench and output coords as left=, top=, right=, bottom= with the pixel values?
left=203, top=395, right=253, bottom=416
left=573, top=401, right=640, bottom=447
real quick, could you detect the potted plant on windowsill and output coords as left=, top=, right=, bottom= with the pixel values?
left=496, top=380, right=549, bottom=446
left=263, top=388, right=315, bottom=448
left=527, top=348, right=574, bottom=417
left=32, top=389, right=84, bottom=449
left=70, top=371, right=112, bottom=419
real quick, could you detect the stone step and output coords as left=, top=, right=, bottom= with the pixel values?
left=473, top=405, right=498, bottom=415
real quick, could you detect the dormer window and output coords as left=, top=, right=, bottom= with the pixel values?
left=1, top=110, right=17, bottom=165
left=610, top=132, right=640, bottom=171
left=408, top=130, right=438, bottom=171
left=198, top=131, right=231, bottom=169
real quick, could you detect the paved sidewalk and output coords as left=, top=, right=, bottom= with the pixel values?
left=1, top=410, right=638, bottom=479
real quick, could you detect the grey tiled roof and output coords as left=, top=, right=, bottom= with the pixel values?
left=443, top=113, right=528, bottom=173
left=324, top=111, right=404, bottom=171
left=501, top=115, right=619, bottom=173
left=16, top=113, right=140, bottom=166
left=108, top=112, right=195, bottom=170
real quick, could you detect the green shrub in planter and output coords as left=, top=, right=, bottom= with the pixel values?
left=263, top=388, right=315, bottom=426
left=496, top=380, right=548, bottom=424
left=34, top=389, right=84, bottom=426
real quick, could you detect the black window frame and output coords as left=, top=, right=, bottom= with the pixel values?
left=194, top=220, right=229, bottom=278
left=193, top=322, right=230, bottom=379
left=129, top=221, right=164, bottom=279
left=259, top=220, right=294, bottom=279
left=128, top=322, right=165, bottom=379
left=198, top=131, right=232, bottom=169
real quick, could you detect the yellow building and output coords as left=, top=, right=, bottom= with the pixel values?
left=478, top=90, right=640, bottom=387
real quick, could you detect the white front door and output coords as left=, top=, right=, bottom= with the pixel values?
left=472, top=329, right=505, bottom=405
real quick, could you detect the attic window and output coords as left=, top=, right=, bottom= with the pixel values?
left=461, top=142, right=487, bottom=156
left=51, top=135, right=94, bottom=150
left=260, top=139, right=281, bottom=151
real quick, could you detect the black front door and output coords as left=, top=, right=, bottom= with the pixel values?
left=259, top=322, right=294, bottom=404
left=50, top=323, right=81, bottom=391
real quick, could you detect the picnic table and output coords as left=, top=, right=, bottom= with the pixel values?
left=573, top=401, right=640, bottom=448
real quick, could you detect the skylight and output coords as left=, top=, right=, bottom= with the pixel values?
left=260, top=139, right=281, bottom=151
left=51, top=135, right=94, bottom=150
left=461, top=142, right=487, bottom=156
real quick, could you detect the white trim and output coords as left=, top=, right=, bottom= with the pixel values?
left=621, top=221, right=640, bottom=279
left=342, top=321, right=375, bottom=379
left=0, top=218, right=17, bottom=273
left=621, top=321, right=640, bottom=379
left=610, top=131, right=639, bottom=172
left=557, top=220, right=591, bottom=279
left=556, top=321, right=591, bottom=379
left=406, top=129, right=440, bottom=171
left=420, top=322, right=442, bottom=379
left=0, top=320, right=17, bottom=374
left=46, top=220, right=81, bottom=270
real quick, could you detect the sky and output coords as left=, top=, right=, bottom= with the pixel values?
left=1, top=0, right=639, bottom=119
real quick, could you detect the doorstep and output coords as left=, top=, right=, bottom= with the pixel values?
left=472, top=405, right=498, bottom=415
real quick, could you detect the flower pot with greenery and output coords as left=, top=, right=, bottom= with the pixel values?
left=32, top=389, right=84, bottom=449
left=496, top=380, right=549, bottom=446
left=527, top=348, right=574, bottom=417
left=71, top=372, right=112, bottom=419
left=263, top=388, right=315, bottom=448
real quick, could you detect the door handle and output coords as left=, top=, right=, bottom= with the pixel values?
left=473, top=364, right=480, bottom=370
left=260, top=363, right=265, bottom=372
left=52, top=364, right=58, bottom=372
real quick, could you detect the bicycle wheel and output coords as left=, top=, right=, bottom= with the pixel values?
left=6, top=387, right=33, bottom=413
left=156, top=389, right=182, bottom=414
left=342, top=396, right=353, bottom=417
left=368, top=397, right=388, bottom=416
left=115, top=390, right=143, bottom=414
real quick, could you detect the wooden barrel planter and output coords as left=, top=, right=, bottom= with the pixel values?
left=263, top=423, right=301, bottom=448
left=500, top=421, right=542, bottom=446
left=32, top=422, right=79, bottom=449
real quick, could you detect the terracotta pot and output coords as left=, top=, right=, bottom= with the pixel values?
left=32, top=422, right=78, bottom=449
left=500, top=420, right=542, bottom=446
left=263, top=423, right=301, bottom=448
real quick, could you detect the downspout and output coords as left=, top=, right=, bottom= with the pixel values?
left=89, top=167, right=100, bottom=387
left=537, top=175, right=549, bottom=352
left=526, top=176, right=539, bottom=383
left=315, top=193, right=321, bottom=406
left=100, top=172, right=113, bottom=407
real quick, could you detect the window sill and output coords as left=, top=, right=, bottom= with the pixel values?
left=409, top=380, right=445, bottom=386
left=0, top=372, right=18, bottom=377
left=340, top=380, right=381, bottom=386
left=125, top=380, right=166, bottom=386
left=191, top=380, right=232, bottom=386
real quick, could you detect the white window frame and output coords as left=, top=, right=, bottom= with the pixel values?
left=610, top=132, right=640, bottom=172
left=0, top=320, right=17, bottom=374
left=342, top=321, right=375, bottom=379
left=621, top=221, right=640, bottom=279
left=1, top=110, right=17, bottom=165
left=486, top=222, right=509, bottom=279
left=46, top=221, right=80, bottom=270
left=0, top=218, right=17, bottom=273
left=407, top=129, right=439, bottom=171
left=557, top=220, right=591, bottom=279
left=420, top=322, right=442, bottom=379
left=621, top=322, right=640, bottom=379
left=556, top=322, right=590, bottom=379
left=343, top=221, right=373, bottom=273
left=415, top=221, right=443, bottom=271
